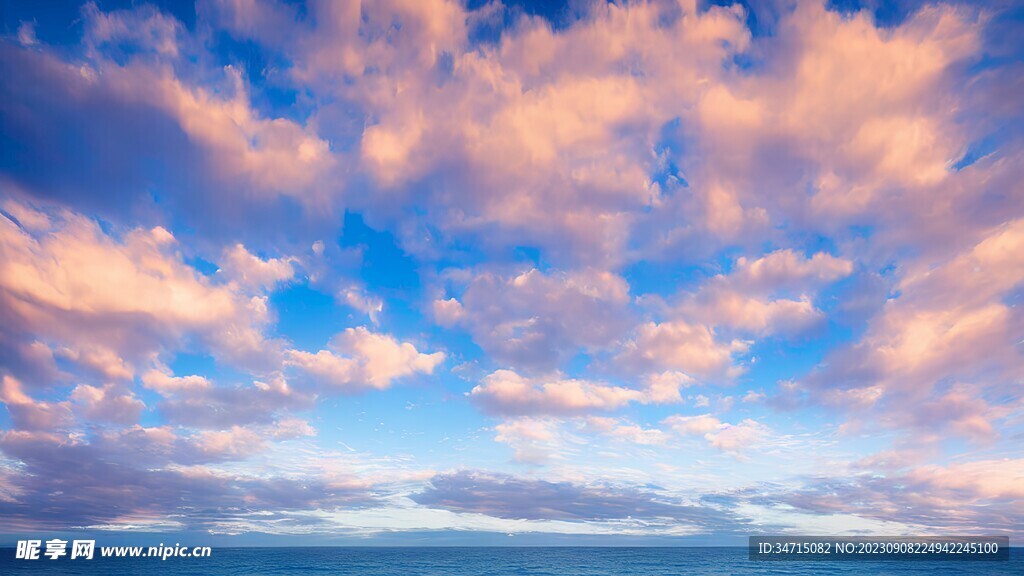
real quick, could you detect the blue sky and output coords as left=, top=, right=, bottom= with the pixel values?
left=0, top=0, right=1022, bottom=545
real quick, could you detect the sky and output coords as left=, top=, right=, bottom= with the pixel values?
left=0, top=0, right=1022, bottom=546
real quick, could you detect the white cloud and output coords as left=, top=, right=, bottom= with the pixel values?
left=341, top=286, right=384, bottom=324
left=617, top=320, right=748, bottom=380
left=286, top=327, right=445, bottom=392
left=471, top=370, right=646, bottom=416
left=218, top=243, right=295, bottom=291
left=493, top=417, right=564, bottom=464
left=141, top=369, right=212, bottom=395
left=664, top=414, right=769, bottom=455
left=192, top=426, right=266, bottom=460
left=643, top=371, right=694, bottom=404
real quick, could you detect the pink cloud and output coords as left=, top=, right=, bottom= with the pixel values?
left=730, top=250, right=854, bottom=293
left=96, top=55, right=334, bottom=198
left=217, top=243, right=296, bottom=292
left=142, top=369, right=213, bottom=394
left=663, top=413, right=769, bottom=456
left=0, top=201, right=284, bottom=375
left=642, top=371, right=694, bottom=404
left=286, top=327, right=445, bottom=392
left=70, top=383, right=145, bottom=425
left=616, top=320, right=748, bottom=380
left=584, top=417, right=671, bottom=447
left=798, top=219, right=1024, bottom=440
left=439, top=268, right=633, bottom=371
left=493, top=417, right=563, bottom=464
left=471, top=370, right=644, bottom=416
left=778, top=458, right=1024, bottom=536
left=193, top=426, right=266, bottom=460
left=0, top=376, right=73, bottom=432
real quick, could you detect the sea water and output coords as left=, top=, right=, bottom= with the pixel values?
left=1, top=546, right=1020, bottom=575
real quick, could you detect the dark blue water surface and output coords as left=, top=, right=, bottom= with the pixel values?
left=0, top=547, right=1020, bottom=575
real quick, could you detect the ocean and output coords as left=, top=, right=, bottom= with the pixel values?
left=1, top=546, right=1021, bottom=575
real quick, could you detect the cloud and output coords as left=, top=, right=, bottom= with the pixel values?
left=493, top=417, right=564, bottom=464
left=83, top=2, right=183, bottom=58
left=70, top=383, right=145, bottom=425
left=685, top=2, right=978, bottom=228
left=56, top=346, right=135, bottom=381
left=703, top=420, right=769, bottom=454
left=286, top=327, right=445, bottom=392
left=691, top=293, right=822, bottom=336
left=16, top=21, right=37, bottom=47
left=0, top=376, right=73, bottom=432
left=322, top=0, right=980, bottom=266
left=80, top=2, right=333, bottom=196
left=150, top=373, right=313, bottom=429
left=0, top=201, right=283, bottom=377
left=116, top=64, right=332, bottom=195
left=643, top=371, right=694, bottom=404
left=663, top=414, right=724, bottom=436
left=217, top=243, right=296, bottom=292
left=439, top=268, right=632, bottom=371
left=491, top=414, right=674, bottom=465
left=220, top=0, right=753, bottom=266
left=142, top=369, right=212, bottom=394
left=730, top=250, right=854, bottom=292
left=635, top=2, right=998, bottom=266
left=193, top=426, right=266, bottom=460
left=616, top=321, right=748, bottom=381
left=471, top=369, right=681, bottom=417
left=742, top=390, right=765, bottom=404
left=0, top=337, right=64, bottom=386
left=0, top=428, right=376, bottom=531
left=584, top=416, right=670, bottom=446
left=795, top=219, right=1024, bottom=439
left=664, top=414, right=769, bottom=455
left=142, top=366, right=312, bottom=431
left=769, top=459, right=1024, bottom=536
left=612, top=249, right=852, bottom=385
left=0, top=11, right=336, bottom=248
left=1, top=0, right=1003, bottom=270
left=271, top=418, right=317, bottom=440
left=340, top=285, right=384, bottom=324
left=432, top=297, right=465, bottom=326
left=682, top=250, right=853, bottom=335
left=413, top=470, right=746, bottom=530
left=673, top=249, right=852, bottom=337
